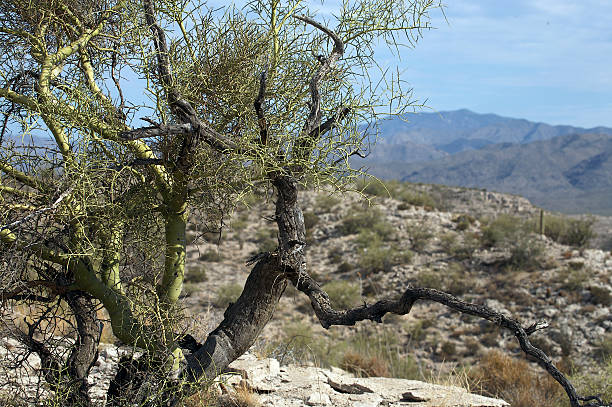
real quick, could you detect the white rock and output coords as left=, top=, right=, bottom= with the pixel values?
left=306, top=392, right=331, bottom=405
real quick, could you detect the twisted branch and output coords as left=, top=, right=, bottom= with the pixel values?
left=287, top=269, right=610, bottom=407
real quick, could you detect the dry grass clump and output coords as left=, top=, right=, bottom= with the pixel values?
left=468, top=350, right=565, bottom=407
left=217, top=383, right=260, bottom=407
left=181, top=386, right=218, bottom=407
left=341, top=351, right=390, bottom=377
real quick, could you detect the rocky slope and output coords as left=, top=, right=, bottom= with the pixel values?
left=2, top=182, right=610, bottom=406
left=180, top=181, right=611, bottom=403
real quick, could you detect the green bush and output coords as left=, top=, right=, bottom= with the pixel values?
left=481, top=214, right=525, bottom=247
left=397, top=190, right=437, bottom=209
left=594, top=334, right=612, bottom=363
left=416, top=265, right=468, bottom=296
left=453, top=214, right=476, bottom=231
left=589, top=286, right=612, bottom=306
left=507, top=237, right=544, bottom=270
left=406, top=222, right=433, bottom=251
left=416, top=269, right=444, bottom=291
left=344, top=327, right=419, bottom=379
left=336, top=261, right=353, bottom=273
left=198, top=249, right=223, bottom=262
left=541, top=215, right=595, bottom=247
left=303, top=211, right=320, bottom=230
left=185, top=266, right=208, bottom=283
left=321, top=280, right=361, bottom=309
left=568, top=360, right=612, bottom=407
left=358, top=243, right=412, bottom=274
left=252, top=228, right=277, bottom=253
left=359, top=179, right=390, bottom=197
left=315, top=194, right=340, bottom=212
left=558, top=268, right=588, bottom=292
left=214, top=283, right=243, bottom=308
left=338, top=207, right=394, bottom=240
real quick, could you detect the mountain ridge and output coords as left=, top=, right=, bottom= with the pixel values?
left=357, top=110, right=612, bottom=215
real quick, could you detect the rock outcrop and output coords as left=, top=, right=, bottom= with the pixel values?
left=221, top=353, right=508, bottom=407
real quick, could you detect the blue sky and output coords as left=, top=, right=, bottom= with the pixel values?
left=392, top=0, right=612, bottom=128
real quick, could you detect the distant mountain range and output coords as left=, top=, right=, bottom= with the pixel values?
left=356, top=109, right=612, bottom=215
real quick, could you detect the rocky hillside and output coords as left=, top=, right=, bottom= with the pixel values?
left=3, top=181, right=609, bottom=406
left=180, top=181, right=611, bottom=406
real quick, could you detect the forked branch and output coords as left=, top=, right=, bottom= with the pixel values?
left=294, top=15, right=345, bottom=158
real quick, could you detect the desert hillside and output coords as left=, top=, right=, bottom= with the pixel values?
left=179, top=180, right=612, bottom=406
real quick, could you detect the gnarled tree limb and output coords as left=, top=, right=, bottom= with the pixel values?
left=286, top=269, right=611, bottom=407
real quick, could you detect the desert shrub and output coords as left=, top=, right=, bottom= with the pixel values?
left=217, top=383, right=261, bottom=407
left=214, top=283, right=244, bottom=308
left=589, top=286, right=612, bottom=306
left=405, top=320, right=428, bottom=342
left=541, top=215, right=595, bottom=247
left=186, top=232, right=198, bottom=245
left=252, top=228, right=277, bottom=253
left=507, top=237, right=544, bottom=270
left=185, top=266, right=208, bottom=283
left=439, top=341, right=457, bottom=359
left=198, top=249, right=223, bottom=262
left=358, top=178, right=390, bottom=197
left=594, top=334, right=612, bottom=363
left=481, top=214, right=525, bottom=248
left=445, top=263, right=470, bottom=296
left=336, top=261, right=353, bottom=273
left=416, top=269, right=444, bottom=291
left=183, top=283, right=200, bottom=297
left=397, top=190, right=437, bottom=209
left=468, top=351, right=565, bottom=407
left=569, top=358, right=612, bottom=406
left=455, top=233, right=480, bottom=260
left=181, top=386, right=217, bottom=407
left=416, top=264, right=469, bottom=296
left=282, top=321, right=314, bottom=350
left=327, top=249, right=343, bottom=264
left=303, top=211, right=320, bottom=230
left=454, top=214, right=476, bottom=231
left=346, top=328, right=419, bottom=379
left=303, top=211, right=320, bottom=242
left=314, top=194, right=340, bottom=212
left=338, top=207, right=393, bottom=240
left=341, top=351, right=390, bottom=377
left=358, top=243, right=412, bottom=274
left=557, top=268, right=588, bottom=292
left=464, top=337, right=482, bottom=356
left=321, top=280, right=361, bottom=309
left=406, top=222, right=433, bottom=251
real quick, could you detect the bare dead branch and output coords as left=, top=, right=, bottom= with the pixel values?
left=254, top=70, right=269, bottom=146
left=118, top=123, right=238, bottom=152
left=287, top=270, right=611, bottom=407
left=293, top=15, right=345, bottom=140
left=309, top=106, right=351, bottom=139
left=331, top=147, right=368, bottom=166
left=0, top=280, right=68, bottom=303
left=0, top=186, right=74, bottom=233
left=118, top=124, right=194, bottom=140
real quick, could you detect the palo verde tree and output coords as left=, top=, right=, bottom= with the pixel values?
left=0, top=0, right=609, bottom=406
